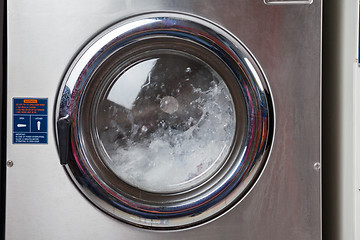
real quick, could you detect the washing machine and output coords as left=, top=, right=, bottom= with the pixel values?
left=3, top=0, right=322, bottom=239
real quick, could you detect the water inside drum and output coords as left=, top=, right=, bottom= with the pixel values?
left=94, top=52, right=236, bottom=193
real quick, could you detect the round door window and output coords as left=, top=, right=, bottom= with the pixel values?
left=56, top=12, right=274, bottom=230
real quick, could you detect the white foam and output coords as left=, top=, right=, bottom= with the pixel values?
left=103, top=79, right=236, bottom=193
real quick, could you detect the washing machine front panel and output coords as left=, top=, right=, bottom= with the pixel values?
left=6, top=0, right=321, bottom=239
left=55, top=12, right=274, bottom=229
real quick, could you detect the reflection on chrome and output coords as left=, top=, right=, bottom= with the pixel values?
left=244, top=57, right=264, bottom=92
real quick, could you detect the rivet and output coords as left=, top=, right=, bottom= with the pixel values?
left=6, top=160, right=14, bottom=168
left=313, top=162, right=321, bottom=171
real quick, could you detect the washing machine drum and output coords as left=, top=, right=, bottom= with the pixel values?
left=56, top=12, right=274, bottom=230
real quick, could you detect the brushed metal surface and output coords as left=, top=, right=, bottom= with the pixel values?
left=5, top=0, right=322, bottom=239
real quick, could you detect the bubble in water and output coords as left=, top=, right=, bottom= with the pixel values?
left=160, top=96, right=179, bottom=114
left=184, top=67, right=192, bottom=81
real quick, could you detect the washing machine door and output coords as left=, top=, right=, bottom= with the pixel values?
left=56, top=12, right=274, bottom=230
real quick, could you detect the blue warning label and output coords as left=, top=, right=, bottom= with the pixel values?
left=13, top=98, right=48, bottom=144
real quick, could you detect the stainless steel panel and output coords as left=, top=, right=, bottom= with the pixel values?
left=265, top=0, right=313, bottom=4
left=6, top=0, right=322, bottom=239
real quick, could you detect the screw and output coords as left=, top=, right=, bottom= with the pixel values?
left=313, top=162, right=321, bottom=171
left=6, top=160, right=14, bottom=168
